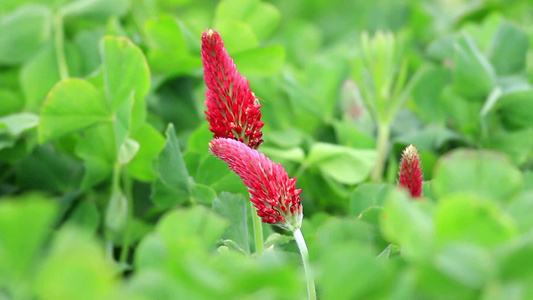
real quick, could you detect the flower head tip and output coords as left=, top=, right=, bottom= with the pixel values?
left=201, top=29, right=264, bottom=149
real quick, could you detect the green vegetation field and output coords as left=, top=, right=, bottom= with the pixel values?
left=1, top=0, right=533, bottom=299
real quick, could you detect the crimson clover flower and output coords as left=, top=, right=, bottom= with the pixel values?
left=209, top=138, right=303, bottom=231
left=398, top=144, right=423, bottom=198
left=201, top=29, right=264, bottom=149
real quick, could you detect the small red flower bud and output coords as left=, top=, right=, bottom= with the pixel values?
left=209, top=138, right=303, bottom=231
left=201, top=29, right=264, bottom=149
left=398, top=144, right=423, bottom=198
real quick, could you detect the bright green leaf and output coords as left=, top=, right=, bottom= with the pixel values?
left=435, top=194, right=516, bottom=247
left=34, top=227, right=117, bottom=300
left=0, top=194, right=57, bottom=280
left=39, top=79, right=110, bottom=143
left=100, top=36, right=150, bottom=110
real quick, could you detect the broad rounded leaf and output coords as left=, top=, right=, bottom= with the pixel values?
left=39, top=79, right=110, bottom=143
left=432, top=149, right=522, bottom=202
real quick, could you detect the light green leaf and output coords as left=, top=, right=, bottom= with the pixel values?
left=259, top=146, right=304, bottom=163
left=144, top=16, right=201, bottom=77
left=105, top=189, right=128, bottom=240
left=0, top=4, right=52, bottom=65
left=432, top=149, right=522, bottom=202
left=61, top=0, right=130, bottom=19
left=213, top=20, right=258, bottom=54
left=435, top=195, right=516, bottom=247
left=39, top=79, right=110, bottom=143
left=0, top=194, right=57, bottom=280
left=19, top=43, right=59, bottom=111
left=0, top=112, right=38, bottom=136
left=233, top=45, right=285, bottom=76
left=118, top=137, right=139, bottom=165
left=453, top=33, right=496, bottom=100
left=156, top=206, right=229, bottom=253
left=306, top=142, right=377, bottom=185
left=435, top=244, right=495, bottom=288
left=380, top=189, right=434, bottom=261
left=34, top=227, right=117, bottom=300
left=100, top=36, right=150, bottom=110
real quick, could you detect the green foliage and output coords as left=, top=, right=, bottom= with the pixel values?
left=1, top=0, right=533, bottom=299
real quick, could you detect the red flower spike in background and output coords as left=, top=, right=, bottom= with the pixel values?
left=210, top=138, right=303, bottom=231
left=398, top=144, right=423, bottom=198
left=201, top=29, right=264, bottom=149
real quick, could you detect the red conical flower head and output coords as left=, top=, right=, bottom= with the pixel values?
left=202, top=29, right=264, bottom=149
left=398, top=144, right=423, bottom=198
left=210, top=138, right=303, bottom=231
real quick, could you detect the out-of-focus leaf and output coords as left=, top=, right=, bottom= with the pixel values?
left=432, top=149, right=522, bottom=202
left=0, top=113, right=38, bottom=136
left=496, top=89, right=533, bottom=130
left=212, top=192, right=250, bottom=254
left=487, top=21, right=529, bottom=75
left=233, top=45, right=285, bottom=77
left=380, top=189, right=434, bottom=261
left=144, top=16, right=201, bottom=77
left=61, top=0, right=130, bottom=19
left=453, top=33, right=495, bottom=100
left=306, top=142, right=377, bottom=185
left=435, top=195, right=516, bottom=247
left=0, top=4, right=52, bottom=65
left=17, top=145, right=83, bottom=193
left=34, top=227, right=117, bottom=300
left=0, top=195, right=57, bottom=280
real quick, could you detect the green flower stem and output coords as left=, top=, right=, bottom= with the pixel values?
left=119, top=167, right=134, bottom=263
left=53, top=13, right=69, bottom=80
left=371, top=121, right=391, bottom=183
left=250, top=202, right=264, bottom=255
left=293, top=228, right=316, bottom=300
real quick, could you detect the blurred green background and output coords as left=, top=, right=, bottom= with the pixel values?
left=1, top=0, right=533, bottom=299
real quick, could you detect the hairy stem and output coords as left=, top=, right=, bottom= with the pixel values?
left=293, top=228, right=317, bottom=300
